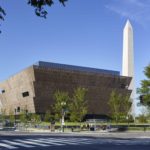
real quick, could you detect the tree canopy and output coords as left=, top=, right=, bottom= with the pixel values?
left=53, top=90, right=69, bottom=120
left=108, top=90, right=132, bottom=123
left=69, top=87, right=88, bottom=122
left=0, top=0, right=68, bottom=33
left=52, top=87, right=88, bottom=122
left=28, top=0, right=68, bottom=18
left=137, top=64, right=150, bottom=107
left=108, top=90, right=122, bottom=123
left=0, top=6, right=6, bottom=33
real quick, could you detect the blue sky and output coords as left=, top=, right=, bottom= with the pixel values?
left=0, top=0, right=150, bottom=114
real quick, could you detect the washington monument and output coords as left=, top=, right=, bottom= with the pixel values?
left=122, top=20, right=135, bottom=116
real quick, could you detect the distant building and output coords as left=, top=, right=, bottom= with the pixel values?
left=0, top=61, right=131, bottom=117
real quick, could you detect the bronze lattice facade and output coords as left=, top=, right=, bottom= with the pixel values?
left=0, top=61, right=131, bottom=116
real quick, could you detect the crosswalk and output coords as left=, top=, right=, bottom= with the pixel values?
left=0, top=137, right=96, bottom=149
left=0, top=137, right=150, bottom=149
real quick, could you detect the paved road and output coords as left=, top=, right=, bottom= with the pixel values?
left=0, top=135, right=150, bottom=150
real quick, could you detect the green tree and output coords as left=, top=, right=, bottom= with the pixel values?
left=44, top=110, right=51, bottom=122
left=137, top=64, right=150, bottom=108
left=53, top=90, right=69, bottom=121
left=9, top=109, right=15, bottom=126
left=122, top=96, right=132, bottom=115
left=108, top=90, right=122, bottom=123
left=122, top=95, right=132, bottom=123
left=138, top=114, right=148, bottom=123
left=19, top=110, right=28, bottom=125
left=69, top=87, right=88, bottom=122
left=0, top=108, right=6, bottom=126
left=31, top=113, right=41, bottom=126
left=108, top=91, right=132, bottom=123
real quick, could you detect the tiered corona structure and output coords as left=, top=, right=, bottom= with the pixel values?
left=0, top=61, right=131, bottom=117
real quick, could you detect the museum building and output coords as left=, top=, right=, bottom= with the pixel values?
left=0, top=61, right=131, bottom=117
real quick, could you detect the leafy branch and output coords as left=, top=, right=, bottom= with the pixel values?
left=0, top=6, right=6, bottom=33
left=28, top=0, right=68, bottom=18
left=0, top=0, right=68, bottom=33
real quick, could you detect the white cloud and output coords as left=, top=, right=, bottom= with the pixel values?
left=105, top=0, right=150, bottom=27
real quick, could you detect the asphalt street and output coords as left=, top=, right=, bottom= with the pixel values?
left=0, top=134, right=150, bottom=150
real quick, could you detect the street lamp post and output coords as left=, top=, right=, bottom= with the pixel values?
left=14, top=108, right=17, bottom=125
left=61, top=102, right=66, bottom=132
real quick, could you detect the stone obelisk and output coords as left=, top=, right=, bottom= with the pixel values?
left=122, top=20, right=135, bottom=117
